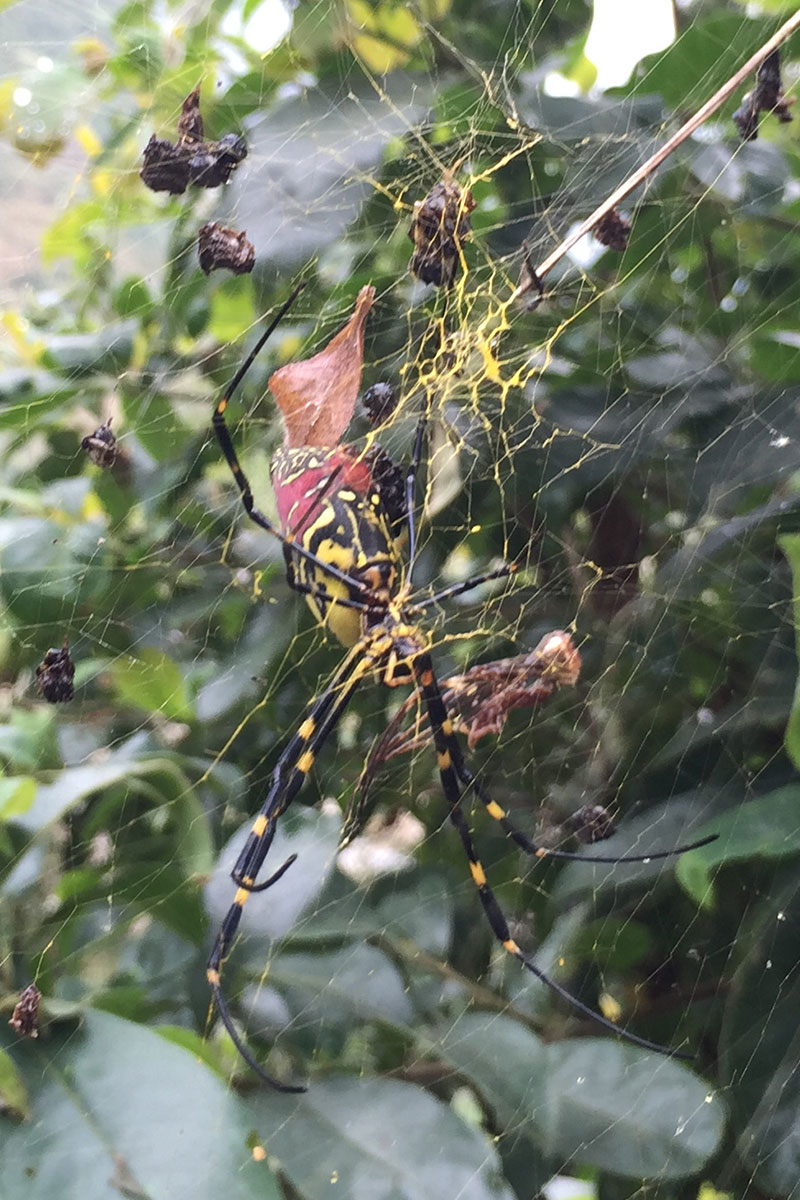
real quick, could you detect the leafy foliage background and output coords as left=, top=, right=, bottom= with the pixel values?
left=1, top=1, right=800, bottom=1198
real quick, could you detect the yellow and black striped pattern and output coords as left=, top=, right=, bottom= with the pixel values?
left=271, top=445, right=401, bottom=646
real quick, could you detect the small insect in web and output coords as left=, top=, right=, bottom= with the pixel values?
left=206, top=284, right=717, bottom=1092
left=35, top=639, right=75, bottom=703
left=198, top=222, right=255, bottom=276
left=593, top=208, right=631, bottom=252
left=81, top=418, right=118, bottom=469
left=733, top=49, right=793, bottom=142
left=409, top=173, right=476, bottom=288
left=9, top=984, right=41, bottom=1038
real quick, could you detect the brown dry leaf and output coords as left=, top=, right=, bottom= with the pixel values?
left=269, top=285, right=375, bottom=447
left=177, top=86, right=204, bottom=143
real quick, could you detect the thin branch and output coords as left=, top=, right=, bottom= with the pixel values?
left=513, top=8, right=800, bottom=301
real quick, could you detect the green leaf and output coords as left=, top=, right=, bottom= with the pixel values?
left=113, top=276, right=155, bottom=321
left=622, top=13, right=777, bottom=108
left=676, top=786, right=800, bottom=908
left=8, top=757, right=186, bottom=835
left=540, top=1040, right=724, bottom=1179
left=720, top=872, right=800, bottom=1196
left=779, top=533, right=800, bottom=770
left=262, top=942, right=414, bottom=1029
left=247, top=1076, right=516, bottom=1200
left=0, top=1010, right=280, bottom=1199
left=435, top=1011, right=548, bottom=1128
left=122, top=387, right=188, bottom=463
left=436, top=1013, right=724, bottom=1181
left=110, top=649, right=194, bottom=721
left=235, top=75, right=434, bottom=268
left=39, top=322, right=137, bottom=377
left=0, top=514, right=113, bottom=626
left=0, top=1048, right=29, bottom=1121
left=0, top=777, right=36, bottom=820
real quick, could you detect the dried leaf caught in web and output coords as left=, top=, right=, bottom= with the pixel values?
left=733, top=49, right=793, bottom=142
left=343, top=630, right=581, bottom=845
left=593, top=208, right=631, bottom=252
left=177, top=87, right=204, bottom=143
left=197, top=222, right=255, bottom=275
left=140, top=87, right=247, bottom=194
left=269, top=286, right=375, bottom=447
left=409, top=173, right=476, bottom=288
left=9, top=984, right=41, bottom=1038
left=36, top=638, right=75, bottom=703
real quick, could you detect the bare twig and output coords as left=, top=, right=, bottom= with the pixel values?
left=513, top=8, right=800, bottom=301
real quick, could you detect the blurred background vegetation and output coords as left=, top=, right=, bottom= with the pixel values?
left=1, top=0, right=800, bottom=1197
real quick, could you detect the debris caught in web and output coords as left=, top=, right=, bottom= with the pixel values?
left=517, top=245, right=546, bottom=309
left=436, top=629, right=581, bottom=750
left=567, top=804, right=617, bottom=845
left=733, top=49, right=793, bottom=141
left=593, top=208, right=631, bottom=252
left=269, top=286, right=375, bottom=447
left=36, top=639, right=75, bottom=703
left=358, top=383, right=406, bottom=535
left=362, top=382, right=398, bottom=427
left=140, top=87, right=247, bottom=194
left=198, top=222, right=255, bottom=275
left=9, top=984, right=41, bottom=1038
left=81, top=417, right=118, bottom=468
left=409, top=173, right=476, bottom=287
left=346, top=630, right=581, bottom=841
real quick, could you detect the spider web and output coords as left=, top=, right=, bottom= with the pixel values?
left=1, top=2, right=800, bottom=1199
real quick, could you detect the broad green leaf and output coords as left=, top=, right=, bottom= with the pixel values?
left=0, top=1010, right=280, bottom=1200
left=0, top=776, right=36, bottom=820
left=624, top=13, right=777, bottom=108
left=260, top=941, right=414, bottom=1029
left=0, top=514, right=112, bottom=625
left=540, top=1040, right=724, bottom=1180
left=8, top=757, right=188, bottom=835
left=552, top=796, right=714, bottom=907
left=0, top=1048, right=29, bottom=1121
left=676, top=786, right=800, bottom=908
left=436, top=1013, right=723, bottom=1181
left=248, top=1076, right=516, bottom=1200
left=111, top=649, right=193, bottom=721
left=39, top=322, right=136, bottom=377
left=234, top=75, right=433, bottom=268
left=435, top=1011, right=548, bottom=1128
left=779, top=533, right=800, bottom=770
left=122, top=388, right=189, bottom=464
left=720, top=872, right=800, bottom=1197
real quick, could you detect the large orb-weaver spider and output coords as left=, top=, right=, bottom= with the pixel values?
left=207, top=283, right=716, bottom=1092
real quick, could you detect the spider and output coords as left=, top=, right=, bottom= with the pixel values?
left=207, top=283, right=716, bottom=1092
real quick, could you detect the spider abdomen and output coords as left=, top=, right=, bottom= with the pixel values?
left=271, top=444, right=403, bottom=646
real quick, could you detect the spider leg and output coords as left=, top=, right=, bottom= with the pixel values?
left=413, top=562, right=516, bottom=612
left=405, top=411, right=427, bottom=577
left=277, top=564, right=373, bottom=616
left=207, top=641, right=373, bottom=1089
left=454, top=755, right=717, bottom=864
left=414, top=651, right=693, bottom=1059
